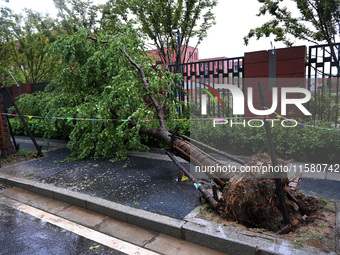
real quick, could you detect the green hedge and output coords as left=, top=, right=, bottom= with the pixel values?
left=9, top=91, right=339, bottom=163
left=190, top=120, right=340, bottom=163
left=10, top=116, right=339, bottom=163
left=9, top=118, right=70, bottom=139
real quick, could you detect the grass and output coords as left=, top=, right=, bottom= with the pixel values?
left=0, top=149, right=36, bottom=167
left=298, top=229, right=325, bottom=242
left=293, top=238, right=304, bottom=247
left=319, top=196, right=336, bottom=212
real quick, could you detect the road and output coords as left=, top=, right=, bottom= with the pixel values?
left=0, top=203, right=124, bottom=255
left=0, top=184, right=149, bottom=255
left=0, top=184, right=225, bottom=255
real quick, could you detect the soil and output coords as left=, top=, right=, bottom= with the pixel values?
left=0, top=151, right=37, bottom=167
left=218, top=153, right=321, bottom=232
left=198, top=152, right=337, bottom=252
left=197, top=198, right=336, bottom=252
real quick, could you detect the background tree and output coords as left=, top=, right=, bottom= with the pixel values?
left=1, top=0, right=105, bottom=86
left=0, top=8, right=61, bottom=84
left=53, top=0, right=102, bottom=34
left=244, top=0, right=340, bottom=47
left=99, top=0, right=128, bottom=33
left=0, top=6, right=16, bottom=86
left=105, top=0, right=218, bottom=65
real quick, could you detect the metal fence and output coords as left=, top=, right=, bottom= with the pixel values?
left=1, top=88, right=13, bottom=110
left=307, top=43, right=340, bottom=126
left=169, top=57, right=244, bottom=117
left=31, top=82, right=49, bottom=93
left=170, top=44, right=340, bottom=124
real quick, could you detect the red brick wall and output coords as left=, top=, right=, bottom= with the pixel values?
left=276, top=46, right=306, bottom=78
left=244, top=46, right=307, bottom=118
left=12, top=83, right=32, bottom=100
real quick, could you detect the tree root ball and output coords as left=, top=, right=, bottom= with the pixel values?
left=219, top=178, right=285, bottom=231
left=218, top=153, right=320, bottom=232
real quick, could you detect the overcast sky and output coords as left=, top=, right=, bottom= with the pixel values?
left=3, top=0, right=307, bottom=59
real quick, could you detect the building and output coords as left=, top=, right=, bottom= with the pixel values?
left=147, top=46, right=199, bottom=65
left=309, top=77, right=339, bottom=92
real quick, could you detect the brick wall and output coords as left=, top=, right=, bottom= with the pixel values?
left=244, top=46, right=307, bottom=118
left=12, top=83, right=32, bottom=100
left=0, top=91, right=16, bottom=156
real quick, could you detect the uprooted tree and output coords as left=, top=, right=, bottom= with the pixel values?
left=15, top=24, right=319, bottom=233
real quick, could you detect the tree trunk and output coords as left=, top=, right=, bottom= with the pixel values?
left=123, top=49, right=318, bottom=233
left=0, top=92, right=16, bottom=157
left=139, top=127, right=231, bottom=180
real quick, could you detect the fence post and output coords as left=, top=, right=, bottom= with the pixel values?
left=258, top=82, right=290, bottom=225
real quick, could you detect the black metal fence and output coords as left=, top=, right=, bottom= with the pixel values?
left=169, top=57, right=244, bottom=117
left=170, top=44, right=340, bottom=125
left=307, top=43, right=340, bottom=126
left=2, top=46, right=339, bottom=125
left=31, top=82, right=49, bottom=93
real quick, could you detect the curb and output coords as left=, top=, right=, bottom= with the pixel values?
left=336, top=200, right=340, bottom=255
left=0, top=174, right=337, bottom=255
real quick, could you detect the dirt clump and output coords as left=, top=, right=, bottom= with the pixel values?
left=199, top=198, right=336, bottom=251
left=218, top=153, right=320, bottom=232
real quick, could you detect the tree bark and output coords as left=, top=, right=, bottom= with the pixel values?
left=0, top=92, right=16, bottom=157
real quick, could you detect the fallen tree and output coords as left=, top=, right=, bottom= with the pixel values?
left=15, top=26, right=318, bottom=233
left=121, top=48, right=320, bottom=233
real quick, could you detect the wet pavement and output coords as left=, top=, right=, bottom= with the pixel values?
left=300, top=178, right=340, bottom=199
left=2, top=136, right=201, bottom=219
left=43, top=156, right=199, bottom=218
left=2, top=135, right=339, bottom=222
left=0, top=198, right=124, bottom=255
left=0, top=186, right=225, bottom=255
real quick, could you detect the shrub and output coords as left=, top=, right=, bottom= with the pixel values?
left=10, top=92, right=339, bottom=163
left=8, top=91, right=74, bottom=139
left=189, top=119, right=340, bottom=163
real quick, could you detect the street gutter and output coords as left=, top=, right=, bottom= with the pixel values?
left=0, top=174, right=337, bottom=255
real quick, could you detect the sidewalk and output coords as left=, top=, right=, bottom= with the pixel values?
left=3, top=136, right=201, bottom=219
left=0, top=136, right=338, bottom=255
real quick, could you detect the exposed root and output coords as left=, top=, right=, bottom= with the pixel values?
left=218, top=153, right=320, bottom=233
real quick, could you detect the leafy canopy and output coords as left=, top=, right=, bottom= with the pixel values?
left=53, top=0, right=102, bottom=34
left=106, top=0, right=218, bottom=65
left=0, top=8, right=61, bottom=84
left=18, top=23, right=178, bottom=160
left=0, top=6, right=15, bottom=85
left=244, top=0, right=340, bottom=46
left=1, top=0, right=111, bottom=85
